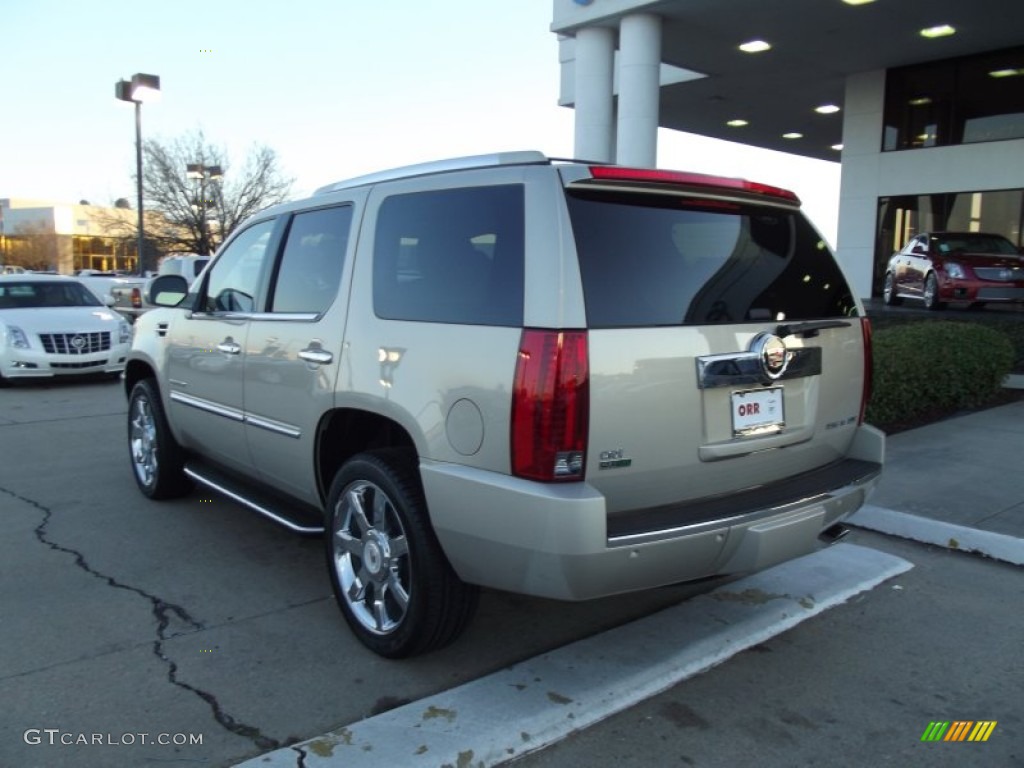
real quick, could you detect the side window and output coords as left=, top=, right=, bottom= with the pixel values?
left=201, top=220, right=275, bottom=313
left=373, top=185, right=524, bottom=326
left=269, top=206, right=353, bottom=314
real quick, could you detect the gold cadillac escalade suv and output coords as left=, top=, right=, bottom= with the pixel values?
left=124, top=152, right=884, bottom=657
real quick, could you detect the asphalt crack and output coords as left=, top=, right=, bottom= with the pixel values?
left=5, top=485, right=281, bottom=752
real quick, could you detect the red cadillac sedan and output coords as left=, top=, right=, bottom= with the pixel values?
left=883, top=231, right=1024, bottom=310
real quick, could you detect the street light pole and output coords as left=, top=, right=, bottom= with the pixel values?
left=186, top=163, right=223, bottom=256
left=115, top=73, right=160, bottom=275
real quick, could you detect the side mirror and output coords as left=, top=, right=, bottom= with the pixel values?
left=103, top=294, right=117, bottom=307
left=148, top=274, right=189, bottom=307
left=911, top=244, right=928, bottom=255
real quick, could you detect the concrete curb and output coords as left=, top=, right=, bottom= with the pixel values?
left=236, top=543, right=912, bottom=768
left=849, top=504, right=1024, bottom=567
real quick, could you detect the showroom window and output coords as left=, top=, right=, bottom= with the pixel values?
left=883, top=46, right=1024, bottom=151
left=874, top=188, right=1024, bottom=295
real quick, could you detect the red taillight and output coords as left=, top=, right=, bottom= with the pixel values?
left=131, top=287, right=142, bottom=308
left=511, top=329, right=589, bottom=482
left=859, top=317, right=873, bottom=424
left=587, top=165, right=801, bottom=204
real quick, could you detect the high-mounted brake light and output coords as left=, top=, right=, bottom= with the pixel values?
left=511, top=329, right=589, bottom=482
left=859, top=317, right=873, bottom=425
left=588, top=165, right=801, bottom=204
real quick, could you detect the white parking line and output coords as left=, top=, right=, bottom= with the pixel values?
left=849, top=504, right=1024, bottom=567
left=236, top=543, right=912, bottom=768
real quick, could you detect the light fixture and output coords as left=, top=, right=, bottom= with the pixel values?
left=114, top=72, right=161, bottom=275
left=831, top=144, right=844, bottom=151
left=726, top=119, right=749, bottom=127
left=989, top=68, right=1024, bottom=78
left=920, top=24, right=955, bottom=39
left=815, top=104, right=841, bottom=114
left=908, top=96, right=933, bottom=106
left=842, top=0, right=876, bottom=5
left=739, top=39, right=771, bottom=53
left=782, top=132, right=803, bottom=139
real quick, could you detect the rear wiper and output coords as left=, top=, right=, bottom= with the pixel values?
left=776, top=319, right=852, bottom=338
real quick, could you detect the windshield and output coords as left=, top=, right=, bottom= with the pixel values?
left=933, top=233, right=1019, bottom=255
left=0, top=281, right=103, bottom=309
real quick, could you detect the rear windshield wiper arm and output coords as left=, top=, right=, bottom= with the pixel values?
left=776, top=319, right=852, bottom=338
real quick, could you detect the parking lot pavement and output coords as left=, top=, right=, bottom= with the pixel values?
left=2, top=381, right=1022, bottom=768
left=512, top=529, right=1024, bottom=768
left=239, top=543, right=912, bottom=768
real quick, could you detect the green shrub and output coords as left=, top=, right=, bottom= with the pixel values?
left=866, top=320, right=1015, bottom=427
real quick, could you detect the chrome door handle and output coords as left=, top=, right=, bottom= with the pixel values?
left=299, top=346, right=333, bottom=365
left=217, top=340, right=242, bottom=355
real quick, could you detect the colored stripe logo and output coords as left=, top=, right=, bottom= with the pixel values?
left=921, top=721, right=997, bottom=742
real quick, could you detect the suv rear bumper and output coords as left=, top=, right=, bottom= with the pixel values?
left=422, top=425, right=884, bottom=601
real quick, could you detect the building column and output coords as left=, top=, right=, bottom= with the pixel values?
left=616, top=13, right=661, bottom=168
left=573, top=26, right=616, bottom=163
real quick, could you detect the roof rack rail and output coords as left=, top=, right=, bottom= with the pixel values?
left=314, top=151, right=550, bottom=195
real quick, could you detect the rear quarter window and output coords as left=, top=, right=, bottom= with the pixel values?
left=373, top=185, right=524, bottom=326
left=567, top=190, right=858, bottom=327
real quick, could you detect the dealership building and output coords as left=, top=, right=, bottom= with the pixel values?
left=551, top=0, right=1024, bottom=298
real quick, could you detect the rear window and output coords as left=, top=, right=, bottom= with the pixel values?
left=567, top=190, right=858, bottom=327
left=373, top=185, right=524, bottom=326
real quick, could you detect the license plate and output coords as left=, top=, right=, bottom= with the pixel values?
left=731, top=387, right=784, bottom=436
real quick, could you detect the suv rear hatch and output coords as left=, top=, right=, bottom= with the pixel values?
left=560, top=166, right=874, bottom=544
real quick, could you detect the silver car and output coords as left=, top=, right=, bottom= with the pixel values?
left=124, top=151, right=883, bottom=657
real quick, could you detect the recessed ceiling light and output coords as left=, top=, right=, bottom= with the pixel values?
left=726, top=119, right=749, bottom=127
left=831, top=144, right=844, bottom=151
left=815, top=104, right=841, bottom=114
left=920, top=24, right=955, bottom=39
left=739, top=39, right=771, bottom=53
left=908, top=96, right=933, bottom=106
left=782, top=132, right=803, bottom=139
left=989, top=68, right=1024, bottom=78
left=842, top=0, right=875, bottom=5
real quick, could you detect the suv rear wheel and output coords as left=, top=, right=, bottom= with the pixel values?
left=127, top=378, right=192, bottom=499
left=325, top=450, right=478, bottom=657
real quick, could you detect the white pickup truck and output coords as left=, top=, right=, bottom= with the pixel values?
left=107, top=255, right=209, bottom=321
left=75, top=271, right=149, bottom=317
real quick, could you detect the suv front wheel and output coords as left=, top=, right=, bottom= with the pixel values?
left=127, top=378, right=192, bottom=499
left=325, top=450, right=479, bottom=657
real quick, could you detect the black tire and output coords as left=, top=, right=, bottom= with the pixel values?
left=923, top=273, right=945, bottom=310
left=127, top=378, right=192, bottom=499
left=882, top=272, right=902, bottom=306
left=325, top=449, right=479, bottom=658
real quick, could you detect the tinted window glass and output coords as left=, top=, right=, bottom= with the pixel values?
left=0, top=281, right=101, bottom=309
left=270, top=206, right=353, bottom=313
left=201, top=219, right=275, bottom=313
left=568, top=191, right=857, bottom=327
left=373, top=185, right=524, bottom=326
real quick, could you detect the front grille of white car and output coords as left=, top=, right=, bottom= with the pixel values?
left=39, top=332, right=111, bottom=355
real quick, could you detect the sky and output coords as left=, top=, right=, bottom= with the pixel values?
left=2, top=1, right=841, bottom=242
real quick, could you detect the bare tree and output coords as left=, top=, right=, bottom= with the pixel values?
left=5, top=221, right=59, bottom=271
left=135, top=129, right=293, bottom=257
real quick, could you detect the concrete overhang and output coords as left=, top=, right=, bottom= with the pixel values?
left=553, top=0, right=1024, bottom=160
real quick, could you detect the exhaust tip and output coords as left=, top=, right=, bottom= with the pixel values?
left=819, top=523, right=850, bottom=545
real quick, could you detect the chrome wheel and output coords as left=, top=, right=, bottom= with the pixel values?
left=130, top=393, right=159, bottom=489
left=923, top=273, right=943, bottom=310
left=324, top=451, right=478, bottom=657
left=330, top=479, right=411, bottom=636
left=883, top=272, right=899, bottom=305
left=126, top=379, right=191, bottom=499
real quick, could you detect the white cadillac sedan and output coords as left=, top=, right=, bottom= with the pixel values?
left=0, top=274, right=132, bottom=384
